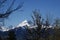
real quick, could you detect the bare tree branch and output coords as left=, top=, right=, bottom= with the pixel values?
left=32, top=9, right=42, bottom=31
left=4, top=1, right=24, bottom=17
left=8, top=2, right=24, bottom=13
left=31, top=15, right=35, bottom=25
left=6, top=0, right=16, bottom=13
left=0, top=0, right=23, bottom=18
left=0, top=0, right=7, bottom=8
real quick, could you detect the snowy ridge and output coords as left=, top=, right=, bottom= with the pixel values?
left=0, top=26, right=9, bottom=31
left=0, top=20, right=53, bottom=31
left=17, top=20, right=31, bottom=27
left=0, top=20, right=32, bottom=31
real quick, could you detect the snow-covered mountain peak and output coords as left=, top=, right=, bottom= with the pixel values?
left=0, top=20, right=33, bottom=31
left=0, top=26, right=8, bottom=31
left=16, top=20, right=32, bottom=28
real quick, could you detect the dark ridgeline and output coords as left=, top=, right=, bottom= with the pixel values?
left=0, top=36, right=2, bottom=40
left=8, top=30, right=16, bottom=40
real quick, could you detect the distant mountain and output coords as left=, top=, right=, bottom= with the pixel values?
left=0, top=20, right=33, bottom=31
left=0, top=26, right=8, bottom=31
left=0, top=20, right=53, bottom=31
left=16, top=20, right=33, bottom=28
left=0, top=20, right=54, bottom=40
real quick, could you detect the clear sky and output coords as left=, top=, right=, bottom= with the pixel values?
left=0, top=0, right=60, bottom=27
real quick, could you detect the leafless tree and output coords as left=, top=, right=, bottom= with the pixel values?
left=0, top=0, right=23, bottom=26
left=45, top=15, right=50, bottom=28
left=31, top=9, right=42, bottom=40
left=32, top=9, right=42, bottom=30
left=54, top=18, right=60, bottom=29
left=0, top=0, right=23, bottom=18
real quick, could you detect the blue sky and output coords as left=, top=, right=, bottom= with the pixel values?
left=0, top=0, right=60, bottom=27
